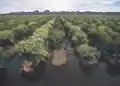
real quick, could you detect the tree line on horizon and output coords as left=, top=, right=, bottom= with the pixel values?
left=1, top=10, right=120, bottom=15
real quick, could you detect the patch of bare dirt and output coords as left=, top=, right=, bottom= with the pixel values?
left=52, top=48, right=68, bottom=66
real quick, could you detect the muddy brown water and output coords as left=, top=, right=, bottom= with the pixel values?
left=2, top=53, right=120, bottom=86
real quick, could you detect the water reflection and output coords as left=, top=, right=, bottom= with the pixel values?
left=107, top=64, right=120, bottom=76
left=2, top=55, right=120, bottom=86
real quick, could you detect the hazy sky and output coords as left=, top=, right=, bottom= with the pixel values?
left=0, top=0, right=120, bottom=13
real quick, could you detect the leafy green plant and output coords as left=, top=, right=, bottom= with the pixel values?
left=15, top=18, right=55, bottom=62
left=76, top=44, right=100, bottom=61
left=0, top=30, right=13, bottom=39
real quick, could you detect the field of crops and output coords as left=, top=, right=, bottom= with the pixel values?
left=0, top=14, right=120, bottom=70
left=0, top=15, right=54, bottom=67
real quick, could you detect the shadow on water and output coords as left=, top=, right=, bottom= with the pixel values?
left=79, top=63, right=97, bottom=75
left=106, top=64, right=120, bottom=76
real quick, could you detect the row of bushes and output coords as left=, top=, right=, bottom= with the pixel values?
left=61, top=17, right=100, bottom=61
left=15, top=18, right=55, bottom=65
left=48, top=17, right=66, bottom=50
left=0, top=15, right=53, bottom=30
left=0, top=17, right=54, bottom=68
left=65, top=16, right=120, bottom=57
left=0, top=16, right=53, bottom=41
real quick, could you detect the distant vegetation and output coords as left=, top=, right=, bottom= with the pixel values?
left=0, top=14, right=120, bottom=67
left=0, top=15, right=54, bottom=67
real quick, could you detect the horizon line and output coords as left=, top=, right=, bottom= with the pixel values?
left=1, top=10, right=120, bottom=14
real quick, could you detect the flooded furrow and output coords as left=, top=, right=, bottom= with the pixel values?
left=2, top=51, right=120, bottom=86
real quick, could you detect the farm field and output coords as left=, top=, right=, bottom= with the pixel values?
left=1, top=14, right=120, bottom=86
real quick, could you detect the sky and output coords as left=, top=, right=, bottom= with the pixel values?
left=0, top=0, right=120, bottom=13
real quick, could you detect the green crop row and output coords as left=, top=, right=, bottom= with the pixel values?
left=61, top=17, right=100, bottom=61
left=15, top=18, right=55, bottom=63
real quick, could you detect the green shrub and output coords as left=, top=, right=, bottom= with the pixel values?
left=15, top=18, right=55, bottom=62
left=0, top=30, right=13, bottom=39
left=76, top=44, right=100, bottom=61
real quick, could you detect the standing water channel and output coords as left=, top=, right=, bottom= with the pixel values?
left=3, top=48, right=120, bottom=86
